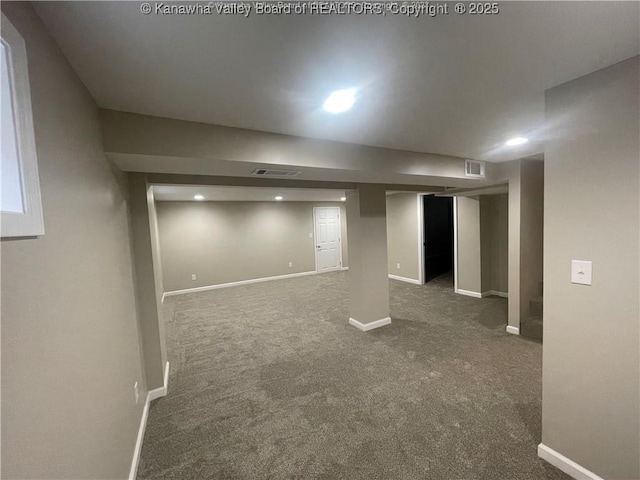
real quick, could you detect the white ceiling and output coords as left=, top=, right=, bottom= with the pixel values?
left=36, top=2, right=639, bottom=162
left=153, top=185, right=348, bottom=202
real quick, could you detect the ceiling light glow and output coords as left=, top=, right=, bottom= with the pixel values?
left=340, top=197, right=346, bottom=201
left=194, top=194, right=204, bottom=200
left=275, top=196, right=283, bottom=201
left=505, top=137, right=528, bottom=146
left=323, top=88, right=356, bottom=114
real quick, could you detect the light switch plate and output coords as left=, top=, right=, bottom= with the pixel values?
left=571, top=260, right=592, bottom=285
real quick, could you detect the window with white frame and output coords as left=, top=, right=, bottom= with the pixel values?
left=1, top=13, right=44, bottom=237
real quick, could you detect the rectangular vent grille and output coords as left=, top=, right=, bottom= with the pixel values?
left=465, top=159, right=486, bottom=178
left=251, top=168, right=301, bottom=177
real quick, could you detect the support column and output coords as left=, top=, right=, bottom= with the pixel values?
left=346, top=184, right=391, bottom=331
left=455, top=196, right=482, bottom=296
left=505, top=159, right=544, bottom=335
left=129, top=173, right=167, bottom=391
left=518, top=160, right=544, bottom=328
left=507, top=161, right=522, bottom=334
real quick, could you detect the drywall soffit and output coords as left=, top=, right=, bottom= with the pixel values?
left=435, top=184, right=508, bottom=197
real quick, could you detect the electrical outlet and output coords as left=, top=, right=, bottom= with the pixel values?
left=191, top=274, right=197, bottom=281
left=288, top=262, right=293, bottom=268
left=134, top=382, right=139, bottom=404
left=396, top=263, right=401, bottom=270
left=571, top=260, right=592, bottom=285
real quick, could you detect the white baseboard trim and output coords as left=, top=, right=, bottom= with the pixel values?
left=148, top=386, right=166, bottom=402
left=341, top=266, right=349, bottom=271
left=129, top=362, right=170, bottom=480
left=129, top=394, right=149, bottom=480
left=388, top=274, right=422, bottom=285
left=349, top=317, right=392, bottom=331
left=163, top=271, right=318, bottom=298
left=455, top=288, right=482, bottom=298
left=506, top=325, right=520, bottom=335
left=148, top=361, right=170, bottom=401
left=482, top=290, right=509, bottom=298
left=538, top=443, right=603, bottom=480
left=164, top=360, right=169, bottom=383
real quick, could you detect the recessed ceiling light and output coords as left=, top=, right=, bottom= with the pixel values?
left=275, top=196, right=283, bottom=201
left=505, top=137, right=528, bottom=146
left=340, top=197, right=346, bottom=201
left=194, top=194, right=204, bottom=200
left=323, top=88, right=356, bottom=114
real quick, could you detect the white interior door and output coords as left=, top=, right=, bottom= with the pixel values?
left=314, top=207, right=342, bottom=272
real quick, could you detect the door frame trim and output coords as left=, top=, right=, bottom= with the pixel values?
left=418, top=194, right=458, bottom=289
left=453, top=196, right=459, bottom=293
left=417, top=193, right=425, bottom=285
left=313, top=206, right=343, bottom=273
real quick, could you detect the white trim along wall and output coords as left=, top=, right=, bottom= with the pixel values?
left=506, top=325, right=520, bottom=335
left=349, top=317, right=392, bottom=331
left=163, top=271, right=318, bottom=300
left=537, top=444, right=603, bottom=480
left=129, top=361, right=169, bottom=480
left=162, top=267, right=351, bottom=302
left=483, top=290, right=508, bottom=298
left=388, top=274, right=422, bottom=285
left=455, top=288, right=482, bottom=298
left=456, top=289, right=509, bottom=299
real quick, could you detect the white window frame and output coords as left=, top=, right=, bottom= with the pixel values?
left=1, top=13, right=44, bottom=237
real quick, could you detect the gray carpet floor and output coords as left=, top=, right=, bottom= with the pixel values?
left=138, top=271, right=568, bottom=480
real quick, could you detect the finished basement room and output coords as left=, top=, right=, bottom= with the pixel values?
left=1, top=2, right=638, bottom=480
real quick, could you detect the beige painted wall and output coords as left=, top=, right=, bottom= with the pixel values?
left=456, top=196, right=482, bottom=293
left=156, top=201, right=348, bottom=292
left=386, top=193, right=420, bottom=281
left=0, top=3, right=144, bottom=478
left=480, top=194, right=509, bottom=294
left=159, top=192, right=424, bottom=293
left=542, top=56, right=639, bottom=479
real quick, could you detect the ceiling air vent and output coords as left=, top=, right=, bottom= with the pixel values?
left=251, top=168, right=301, bottom=177
left=465, top=159, right=485, bottom=178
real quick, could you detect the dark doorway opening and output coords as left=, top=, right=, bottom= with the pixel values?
left=423, top=195, right=454, bottom=283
